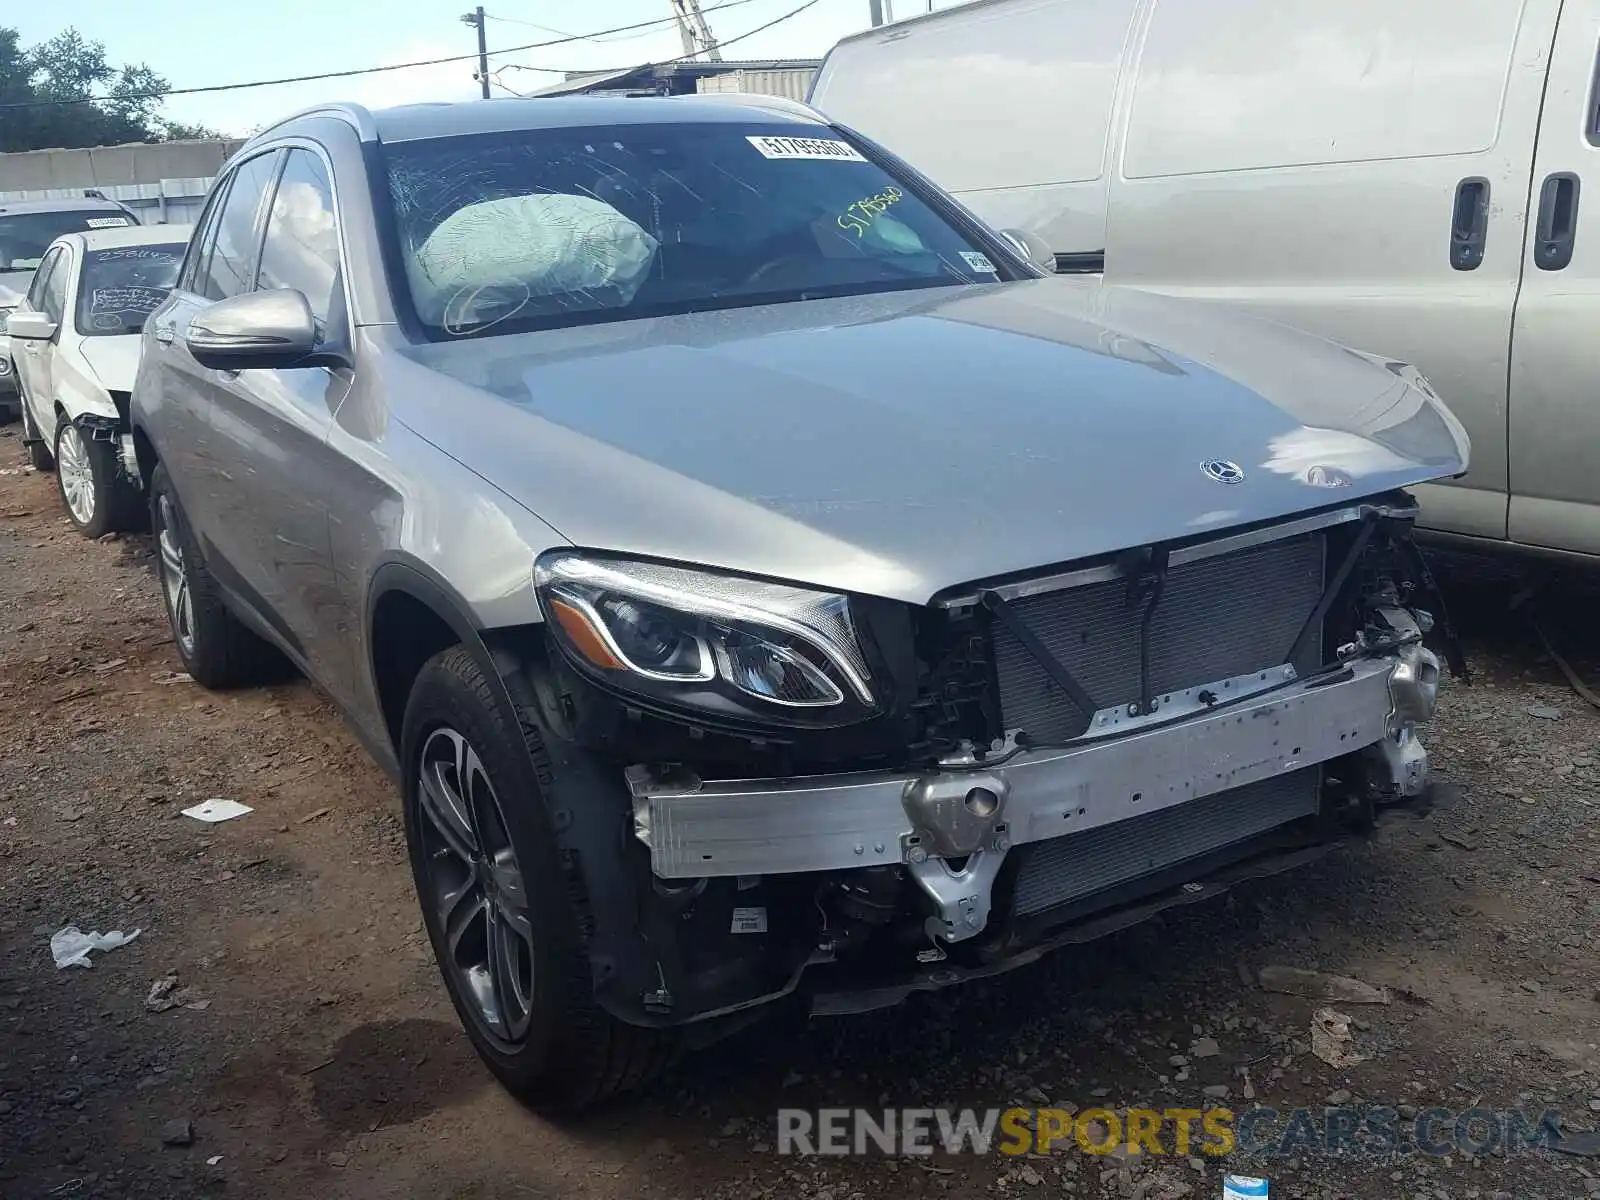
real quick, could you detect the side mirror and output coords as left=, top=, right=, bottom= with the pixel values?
left=185, top=289, right=318, bottom=371
left=6, top=310, right=58, bottom=341
left=998, top=228, right=1057, bottom=273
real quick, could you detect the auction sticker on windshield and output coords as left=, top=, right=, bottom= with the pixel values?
left=85, top=217, right=131, bottom=228
left=747, top=135, right=868, bottom=162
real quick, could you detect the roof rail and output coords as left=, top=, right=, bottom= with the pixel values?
left=246, top=102, right=379, bottom=145
left=681, top=92, right=818, bottom=119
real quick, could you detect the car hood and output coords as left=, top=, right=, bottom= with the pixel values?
left=0, top=277, right=23, bottom=311
left=393, top=278, right=1469, bottom=604
left=75, top=336, right=141, bottom=393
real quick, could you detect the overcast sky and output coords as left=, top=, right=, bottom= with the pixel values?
left=7, top=0, right=932, bottom=137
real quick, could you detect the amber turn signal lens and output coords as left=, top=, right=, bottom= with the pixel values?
left=549, top=596, right=625, bottom=670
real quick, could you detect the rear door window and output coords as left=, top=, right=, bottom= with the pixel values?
left=179, top=176, right=234, bottom=295
left=25, top=247, right=63, bottom=310
left=40, top=249, right=70, bottom=324
left=201, top=151, right=283, bottom=301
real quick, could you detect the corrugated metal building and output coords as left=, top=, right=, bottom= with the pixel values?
left=529, top=59, right=819, bottom=101
left=693, top=67, right=815, bottom=102
left=0, top=138, right=245, bottom=225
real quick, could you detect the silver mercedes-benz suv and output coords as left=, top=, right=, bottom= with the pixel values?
left=131, top=94, right=1464, bottom=1110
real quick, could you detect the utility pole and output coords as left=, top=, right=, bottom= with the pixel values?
left=460, top=7, right=491, bottom=99
left=670, top=0, right=722, bottom=61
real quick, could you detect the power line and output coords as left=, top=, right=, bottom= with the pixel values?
left=660, top=0, right=827, bottom=62
left=486, top=0, right=761, bottom=44
left=501, top=0, right=825, bottom=75
left=0, top=0, right=793, bottom=111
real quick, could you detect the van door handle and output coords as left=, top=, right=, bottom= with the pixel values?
left=1449, top=177, right=1490, bottom=270
left=1535, top=172, right=1580, bottom=271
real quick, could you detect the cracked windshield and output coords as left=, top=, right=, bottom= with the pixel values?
left=382, top=122, right=1007, bottom=338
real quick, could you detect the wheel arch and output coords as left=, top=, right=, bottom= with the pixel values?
left=129, top=419, right=159, bottom=488
left=366, top=558, right=544, bottom=762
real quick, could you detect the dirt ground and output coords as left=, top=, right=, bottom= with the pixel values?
left=2, top=426, right=1598, bottom=1200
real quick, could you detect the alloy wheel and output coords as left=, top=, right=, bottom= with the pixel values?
left=416, top=725, right=536, bottom=1046
left=156, top=494, right=196, bottom=658
left=56, top=424, right=95, bottom=526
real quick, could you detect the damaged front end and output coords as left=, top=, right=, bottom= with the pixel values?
left=526, top=494, right=1453, bottom=1028
left=67, top=391, right=142, bottom=490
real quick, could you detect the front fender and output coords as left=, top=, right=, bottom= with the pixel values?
left=53, top=356, right=120, bottom=424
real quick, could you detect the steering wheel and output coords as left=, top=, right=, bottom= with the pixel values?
left=742, top=253, right=815, bottom=288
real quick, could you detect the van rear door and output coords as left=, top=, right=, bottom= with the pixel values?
left=1506, top=0, right=1600, bottom=554
left=1105, top=0, right=1561, bottom=544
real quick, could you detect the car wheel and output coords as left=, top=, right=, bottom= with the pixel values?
left=402, top=645, right=673, bottom=1111
left=148, top=463, right=284, bottom=688
left=54, top=418, right=142, bottom=538
left=20, top=402, right=54, bottom=472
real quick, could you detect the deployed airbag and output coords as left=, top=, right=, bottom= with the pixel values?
left=407, top=193, right=659, bottom=329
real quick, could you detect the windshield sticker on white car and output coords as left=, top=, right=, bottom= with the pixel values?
left=960, top=251, right=997, bottom=274
left=91, top=286, right=168, bottom=317
left=747, top=135, right=867, bottom=163
left=93, top=247, right=175, bottom=261
left=85, top=217, right=131, bottom=228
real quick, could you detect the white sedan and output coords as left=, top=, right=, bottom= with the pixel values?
left=5, top=225, right=190, bottom=536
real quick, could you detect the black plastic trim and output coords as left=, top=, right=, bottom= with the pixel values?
left=1054, top=251, right=1106, bottom=274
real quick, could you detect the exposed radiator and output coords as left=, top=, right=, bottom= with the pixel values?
left=1010, top=767, right=1321, bottom=917
left=991, top=533, right=1326, bottom=743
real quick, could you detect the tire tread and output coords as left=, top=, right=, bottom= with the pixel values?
left=149, top=464, right=282, bottom=689
left=408, top=646, right=673, bottom=1112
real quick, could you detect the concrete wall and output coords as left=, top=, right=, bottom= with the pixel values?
left=0, top=139, right=246, bottom=193
left=0, top=139, right=245, bottom=225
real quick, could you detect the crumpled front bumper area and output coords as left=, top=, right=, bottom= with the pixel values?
left=629, top=651, right=1435, bottom=945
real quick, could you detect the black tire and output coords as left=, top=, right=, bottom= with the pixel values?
left=20, top=401, right=54, bottom=472
left=402, top=645, right=673, bottom=1111
left=148, top=463, right=283, bottom=689
left=53, top=417, right=143, bottom=538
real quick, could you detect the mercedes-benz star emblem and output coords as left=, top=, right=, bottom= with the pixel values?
left=1201, top=459, right=1246, bottom=485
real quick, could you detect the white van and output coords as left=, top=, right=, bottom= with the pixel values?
left=809, top=0, right=1600, bottom=561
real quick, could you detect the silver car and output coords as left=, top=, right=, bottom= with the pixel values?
left=131, top=95, right=1465, bottom=1110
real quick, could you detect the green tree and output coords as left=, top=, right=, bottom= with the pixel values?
left=0, top=25, right=224, bottom=152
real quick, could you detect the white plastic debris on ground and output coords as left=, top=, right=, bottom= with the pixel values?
left=181, top=798, right=253, bottom=823
left=146, top=974, right=210, bottom=1012
left=1309, top=1006, right=1367, bottom=1068
left=50, top=924, right=140, bottom=969
left=407, top=193, right=659, bottom=329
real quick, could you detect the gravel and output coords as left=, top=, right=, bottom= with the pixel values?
left=2, top=443, right=1598, bottom=1199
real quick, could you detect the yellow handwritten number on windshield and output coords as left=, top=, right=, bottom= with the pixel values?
left=838, top=186, right=904, bottom=237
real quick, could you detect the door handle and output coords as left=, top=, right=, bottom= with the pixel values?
left=1449, top=177, right=1490, bottom=270
left=152, top=323, right=175, bottom=346
left=1452, top=178, right=1484, bottom=272
left=1535, top=172, right=1580, bottom=271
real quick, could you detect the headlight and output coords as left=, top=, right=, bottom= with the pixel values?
left=535, top=552, right=878, bottom=726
